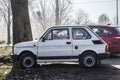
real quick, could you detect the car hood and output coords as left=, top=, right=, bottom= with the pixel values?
left=14, top=40, right=38, bottom=48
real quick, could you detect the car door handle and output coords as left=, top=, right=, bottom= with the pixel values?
left=66, top=42, right=71, bottom=44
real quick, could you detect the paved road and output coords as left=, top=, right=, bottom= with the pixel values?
left=102, top=55, right=120, bottom=69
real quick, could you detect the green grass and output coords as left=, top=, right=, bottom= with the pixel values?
left=0, top=47, right=12, bottom=56
left=0, top=47, right=12, bottom=80
left=0, top=63, right=12, bottom=80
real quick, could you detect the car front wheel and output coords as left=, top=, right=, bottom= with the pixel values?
left=19, top=53, right=36, bottom=68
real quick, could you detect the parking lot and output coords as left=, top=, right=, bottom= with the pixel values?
left=6, top=55, right=120, bottom=80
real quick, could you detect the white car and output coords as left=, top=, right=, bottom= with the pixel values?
left=12, top=26, right=109, bottom=68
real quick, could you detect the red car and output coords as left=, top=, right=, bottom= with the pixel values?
left=89, top=25, right=120, bottom=54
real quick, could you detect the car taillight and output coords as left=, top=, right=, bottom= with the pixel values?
left=105, top=45, right=108, bottom=52
left=112, top=37, right=120, bottom=39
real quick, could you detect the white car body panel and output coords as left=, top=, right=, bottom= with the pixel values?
left=37, top=39, right=72, bottom=56
left=14, top=41, right=38, bottom=55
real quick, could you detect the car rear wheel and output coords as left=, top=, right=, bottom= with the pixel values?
left=80, top=52, right=97, bottom=68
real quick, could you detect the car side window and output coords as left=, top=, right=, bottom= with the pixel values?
left=45, top=28, right=69, bottom=40
left=72, top=28, right=91, bottom=40
left=92, top=28, right=111, bottom=35
left=45, top=30, right=52, bottom=40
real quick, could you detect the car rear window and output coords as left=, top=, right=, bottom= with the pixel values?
left=92, top=27, right=111, bottom=35
left=114, top=27, right=120, bottom=35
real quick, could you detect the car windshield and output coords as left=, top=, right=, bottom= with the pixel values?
left=114, top=27, right=120, bottom=35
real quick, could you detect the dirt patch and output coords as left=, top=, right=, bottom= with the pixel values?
left=6, top=63, right=120, bottom=80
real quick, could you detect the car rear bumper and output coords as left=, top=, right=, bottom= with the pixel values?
left=98, top=53, right=110, bottom=60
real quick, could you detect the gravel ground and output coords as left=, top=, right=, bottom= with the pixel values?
left=6, top=63, right=120, bottom=80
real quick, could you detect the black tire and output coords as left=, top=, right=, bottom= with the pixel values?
left=19, top=53, right=36, bottom=68
left=79, top=52, right=97, bottom=68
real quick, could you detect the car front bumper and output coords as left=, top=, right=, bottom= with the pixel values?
left=11, top=55, right=19, bottom=62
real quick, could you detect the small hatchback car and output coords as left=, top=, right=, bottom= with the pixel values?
left=89, top=25, right=120, bottom=54
left=13, top=26, right=109, bottom=68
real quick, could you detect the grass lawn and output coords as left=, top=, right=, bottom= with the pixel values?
left=0, top=63, right=12, bottom=80
left=0, top=47, right=12, bottom=80
left=0, top=47, right=12, bottom=55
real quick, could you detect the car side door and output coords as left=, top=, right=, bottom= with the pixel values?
left=72, top=27, right=93, bottom=55
left=37, top=27, right=72, bottom=58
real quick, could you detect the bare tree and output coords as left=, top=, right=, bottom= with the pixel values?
left=28, top=0, right=48, bottom=39
left=57, top=0, right=73, bottom=25
left=0, top=0, right=12, bottom=44
left=29, top=0, right=55, bottom=31
left=98, top=14, right=110, bottom=25
left=11, top=0, right=32, bottom=45
left=74, top=9, right=89, bottom=25
left=38, top=0, right=55, bottom=29
left=29, top=0, right=73, bottom=31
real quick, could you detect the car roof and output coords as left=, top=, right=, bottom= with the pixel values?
left=50, top=25, right=89, bottom=28
left=88, top=25, right=119, bottom=28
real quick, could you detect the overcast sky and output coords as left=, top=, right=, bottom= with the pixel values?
left=72, top=0, right=119, bottom=23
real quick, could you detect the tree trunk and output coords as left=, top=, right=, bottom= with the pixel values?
left=7, top=7, right=11, bottom=45
left=11, top=0, right=32, bottom=45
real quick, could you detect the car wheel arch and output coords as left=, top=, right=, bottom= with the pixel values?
left=18, top=51, right=37, bottom=61
left=79, top=50, right=98, bottom=67
left=79, top=50, right=98, bottom=59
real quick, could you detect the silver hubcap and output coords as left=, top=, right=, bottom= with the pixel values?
left=83, top=55, right=95, bottom=67
left=22, top=56, right=34, bottom=68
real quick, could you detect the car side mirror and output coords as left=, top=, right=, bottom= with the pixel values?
left=42, top=37, right=46, bottom=42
